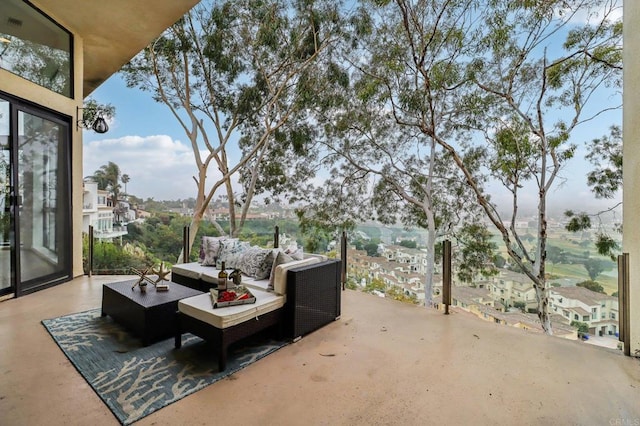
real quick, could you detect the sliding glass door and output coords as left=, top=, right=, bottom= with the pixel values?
left=0, top=93, right=72, bottom=297
left=0, top=99, right=10, bottom=295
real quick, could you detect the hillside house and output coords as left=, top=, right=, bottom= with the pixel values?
left=380, top=244, right=430, bottom=275
left=82, top=179, right=127, bottom=241
left=549, top=286, right=619, bottom=337
left=433, top=286, right=578, bottom=340
left=489, top=270, right=538, bottom=311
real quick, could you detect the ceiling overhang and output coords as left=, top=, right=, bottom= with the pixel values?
left=32, top=0, right=200, bottom=97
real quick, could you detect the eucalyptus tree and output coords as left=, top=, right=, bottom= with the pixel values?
left=462, top=0, right=622, bottom=333
left=121, top=0, right=344, bottom=260
left=305, top=108, right=495, bottom=304
left=295, top=0, right=499, bottom=304
left=328, top=0, right=621, bottom=333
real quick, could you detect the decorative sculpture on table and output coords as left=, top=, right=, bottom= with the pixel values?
left=229, top=269, right=242, bottom=286
left=131, top=262, right=171, bottom=292
left=153, top=262, right=171, bottom=291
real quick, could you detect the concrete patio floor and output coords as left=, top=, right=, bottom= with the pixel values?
left=1, top=275, right=639, bottom=425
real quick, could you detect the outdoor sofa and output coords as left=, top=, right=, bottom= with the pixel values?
left=171, top=237, right=341, bottom=370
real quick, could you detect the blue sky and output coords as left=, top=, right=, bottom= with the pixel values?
left=84, top=75, right=204, bottom=201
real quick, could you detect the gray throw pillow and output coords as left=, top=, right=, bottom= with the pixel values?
left=239, top=247, right=276, bottom=280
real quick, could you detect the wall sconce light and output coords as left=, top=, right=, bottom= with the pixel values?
left=91, top=116, right=109, bottom=133
left=77, top=106, right=109, bottom=134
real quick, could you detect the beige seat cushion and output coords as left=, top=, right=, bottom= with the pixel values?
left=172, top=262, right=270, bottom=291
left=272, top=256, right=322, bottom=294
left=172, top=262, right=212, bottom=281
left=178, top=289, right=284, bottom=329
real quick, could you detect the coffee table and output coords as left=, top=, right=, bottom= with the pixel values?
left=101, top=280, right=203, bottom=345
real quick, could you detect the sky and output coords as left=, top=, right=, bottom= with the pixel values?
left=84, top=74, right=622, bottom=219
left=83, top=75, right=211, bottom=202
left=83, top=2, right=623, bottom=218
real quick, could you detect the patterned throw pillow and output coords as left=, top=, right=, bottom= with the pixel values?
left=284, top=243, right=304, bottom=260
left=268, top=250, right=295, bottom=290
left=200, top=236, right=231, bottom=266
left=239, top=247, right=276, bottom=280
left=219, top=239, right=250, bottom=269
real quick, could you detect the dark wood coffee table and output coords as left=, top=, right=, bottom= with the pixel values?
left=101, top=280, right=203, bottom=345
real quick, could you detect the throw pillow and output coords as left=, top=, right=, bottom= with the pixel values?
left=219, top=239, right=250, bottom=269
left=200, top=236, right=231, bottom=266
left=268, top=250, right=295, bottom=291
left=239, top=247, right=276, bottom=280
left=284, top=243, right=304, bottom=260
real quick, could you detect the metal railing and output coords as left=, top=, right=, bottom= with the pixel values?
left=85, top=223, right=349, bottom=287
left=617, top=253, right=631, bottom=356
left=442, top=240, right=452, bottom=315
left=84, top=225, right=148, bottom=275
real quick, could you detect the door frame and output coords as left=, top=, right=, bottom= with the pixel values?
left=0, top=90, right=73, bottom=298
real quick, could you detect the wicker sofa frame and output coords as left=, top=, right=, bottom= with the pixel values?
left=175, top=308, right=283, bottom=371
left=173, top=259, right=341, bottom=371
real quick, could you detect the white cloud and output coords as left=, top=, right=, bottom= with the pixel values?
left=83, top=135, right=207, bottom=200
left=562, top=0, right=622, bottom=25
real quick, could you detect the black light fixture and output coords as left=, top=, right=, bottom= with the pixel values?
left=76, top=106, right=109, bottom=134
left=91, top=116, right=109, bottom=133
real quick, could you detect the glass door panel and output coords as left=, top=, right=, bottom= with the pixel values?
left=16, top=109, right=70, bottom=292
left=0, top=99, right=10, bottom=294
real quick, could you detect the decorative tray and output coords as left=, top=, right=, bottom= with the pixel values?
left=210, top=286, right=256, bottom=308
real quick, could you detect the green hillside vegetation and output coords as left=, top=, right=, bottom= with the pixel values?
left=84, top=215, right=304, bottom=274
left=492, top=228, right=619, bottom=296
left=357, top=225, right=382, bottom=240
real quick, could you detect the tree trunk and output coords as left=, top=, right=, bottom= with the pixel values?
left=424, top=137, right=437, bottom=307
left=424, top=211, right=435, bottom=306
left=535, top=286, right=552, bottom=333
left=534, top=191, right=552, bottom=335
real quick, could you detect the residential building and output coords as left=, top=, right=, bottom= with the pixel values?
left=82, top=179, right=127, bottom=241
left=167, top=203, right=193, bottom=217
left=448, top=285, right=496, bottom=310
left=433, top=286, right=578, bottom=340
left=206, top=208, right=231, bottom=222
left=205, top=207, right=272, bottom=222
left=549, top=286, right=619, bottom=337
left=0, top=0, right=198, bottom=297
left=347, top=248, right=428, bottom=302
left=488, top=270, right=538, bottom=311
left=116, top=198, right=136, bottom=224
left=136, top=209, right=152, bottom=219
left=379, top=244, right=430, bottom=275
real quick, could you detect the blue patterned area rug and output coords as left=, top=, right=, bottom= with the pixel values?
left=42, top=309, right=287, bottom=425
